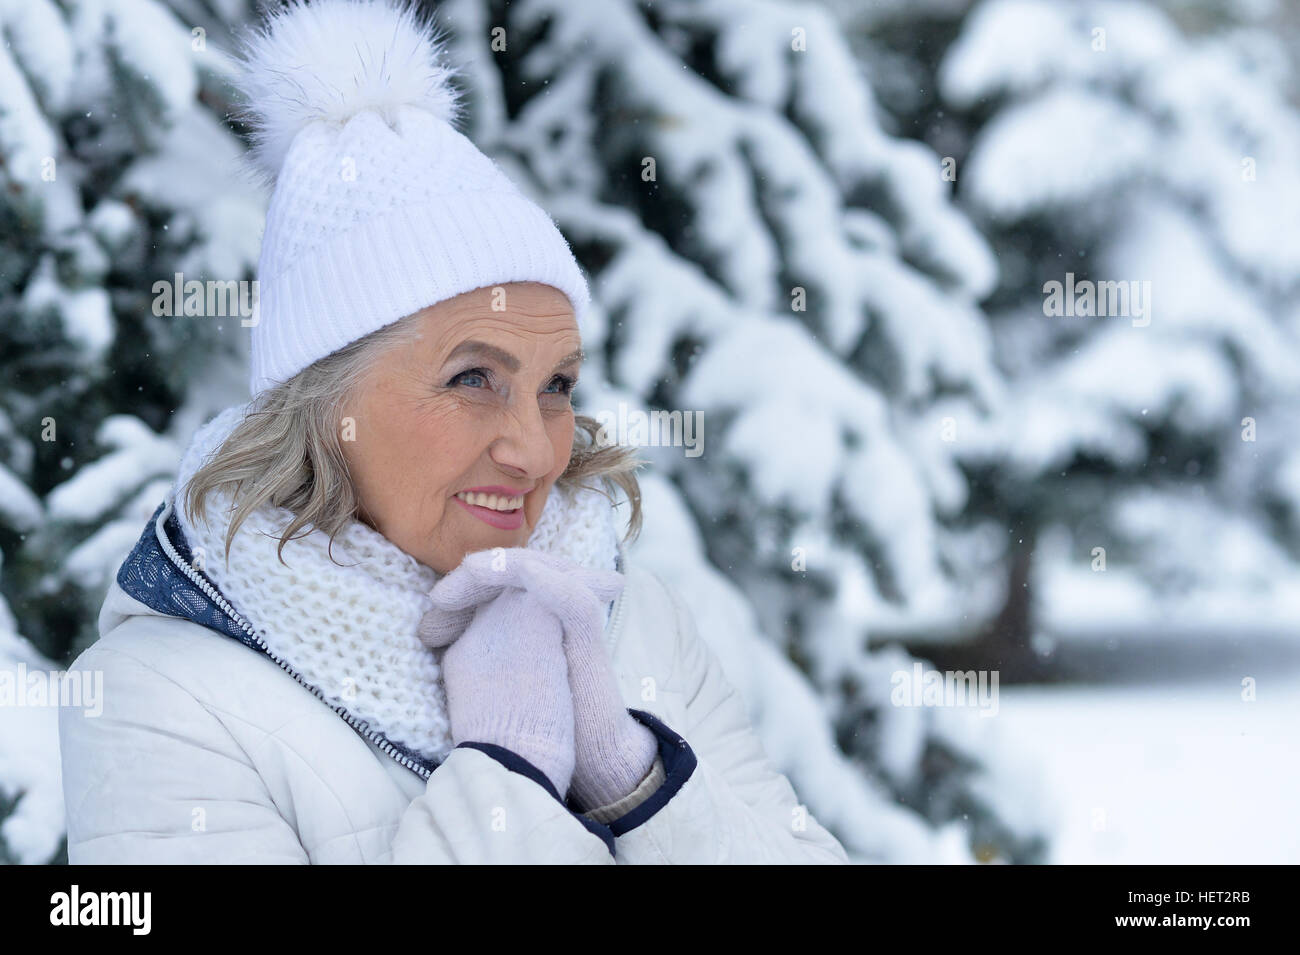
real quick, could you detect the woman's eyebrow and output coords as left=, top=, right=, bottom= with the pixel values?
left=553, top=347, right=585, bottom=371
left=445, top=340, right=584, bottom=373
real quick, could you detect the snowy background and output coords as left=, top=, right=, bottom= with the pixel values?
left=3, top=0, right=1298, bottom=864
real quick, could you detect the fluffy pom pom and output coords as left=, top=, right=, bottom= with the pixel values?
left=232, top=0, right=461, bottom=181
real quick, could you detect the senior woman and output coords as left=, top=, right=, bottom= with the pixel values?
left=57, top=0, right=847, bottom=864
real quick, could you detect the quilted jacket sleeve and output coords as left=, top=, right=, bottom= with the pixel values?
left=59, top=641, right=615, bottom=865
left=388, top=743, right=615, bottom=864
left=596, top=574, right=850, bottom=864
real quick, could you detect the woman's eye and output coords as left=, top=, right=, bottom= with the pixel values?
left=446, top=368, right=574, bottom=399
left=544, top=375, right=577, bottom=396
left=448, top=368, right=489, bottom=389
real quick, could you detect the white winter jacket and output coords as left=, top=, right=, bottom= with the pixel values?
left=58, top=502, right=848, bottom=864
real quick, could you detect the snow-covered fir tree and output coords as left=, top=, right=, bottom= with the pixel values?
left=832, top=0, right=1300, bottom=674
left=0, top=0, right=262, bottom=863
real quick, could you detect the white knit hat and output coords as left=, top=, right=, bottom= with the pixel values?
left=233, top=0, right=591, bottom=396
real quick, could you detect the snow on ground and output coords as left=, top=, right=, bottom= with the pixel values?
left=995, top=666, right=1300, bottom=863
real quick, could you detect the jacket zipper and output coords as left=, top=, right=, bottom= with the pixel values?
left=151, top=499, right=634, bottom=783
left=151, top=500, right=437, bottom=781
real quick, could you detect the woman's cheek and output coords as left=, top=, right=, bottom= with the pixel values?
left=552, top=413, right=576, bottom=474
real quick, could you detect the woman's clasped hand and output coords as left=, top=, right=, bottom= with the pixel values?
left=418, top=549, right=660, bottom=811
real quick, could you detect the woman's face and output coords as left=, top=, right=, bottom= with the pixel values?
left=341, top=282, right=582, bottom=574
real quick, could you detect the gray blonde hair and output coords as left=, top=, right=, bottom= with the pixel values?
left=184, top=316, right=643, bottom=562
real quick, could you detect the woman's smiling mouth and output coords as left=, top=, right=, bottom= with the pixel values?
left=452, top=486, right=528, bottom=530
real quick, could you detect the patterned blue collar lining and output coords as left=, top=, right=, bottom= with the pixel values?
left=117, top=502, right=255, bottom=649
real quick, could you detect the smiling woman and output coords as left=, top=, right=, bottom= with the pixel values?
left=56, top=0, right=847, bottom=866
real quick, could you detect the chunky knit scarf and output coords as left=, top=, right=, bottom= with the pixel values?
left=172, top=404, right=623, bottom=765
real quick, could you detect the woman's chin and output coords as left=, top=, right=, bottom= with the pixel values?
left=454, top=522, right=531, bottom=557
left=417, top=509, right=534, bottom=572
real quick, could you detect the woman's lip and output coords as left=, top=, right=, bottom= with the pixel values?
left=452, top=493, right=525, bottom=530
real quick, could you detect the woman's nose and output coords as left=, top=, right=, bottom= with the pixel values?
left=488, top=399, right=557, bottom=478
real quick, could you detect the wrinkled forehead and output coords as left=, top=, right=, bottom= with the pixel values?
left=416, top=283, right=583, bottom=357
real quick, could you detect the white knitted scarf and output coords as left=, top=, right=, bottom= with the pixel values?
left=172, top=404, right=623, bottom=765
